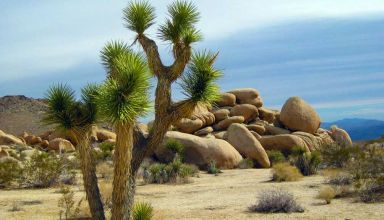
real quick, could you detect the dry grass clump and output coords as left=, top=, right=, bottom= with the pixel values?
left=272, top=163, right=303, bottom=182
left=96, top=161, right=113, bottom=180
left=238, top=158, right=254, bottom=169
left=249, top=188, right=304, bottom=213
left=317, top=185, right=336, bottom=204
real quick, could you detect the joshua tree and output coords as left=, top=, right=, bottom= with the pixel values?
left=114, top=0, right=222, bottom=218
left=44, top=84, right=105, bottom=220
left=98, top=46, right=150, bottom=220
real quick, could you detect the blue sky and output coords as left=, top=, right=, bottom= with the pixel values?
left=1, top=0, right=384, bottom=122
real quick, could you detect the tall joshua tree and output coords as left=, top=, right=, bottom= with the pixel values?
left=98, top=46, right=151, bottom=220
left=111, top=0, right=222, bottom=218
left=44, top=84, right=105, bottom=220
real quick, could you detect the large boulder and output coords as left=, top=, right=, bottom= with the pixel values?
left=156, top=131, right=242, bottom=169
left=280, top=97, right=321, bottom=134
left=227, top=124, right=270, bottom=168
left=246, top=124, right=266, bottom=135
left=0, top=130, right=24, bottom=145
left=213, top=116, right=244, bottom=130
left=193, top=112, right=215, bottom=127
left=228, top=88, right=263, bottom=107
left=48, top=138, right=75, bottom=152
left=264, top=124, right=291, bottom=135
left=0, top=146, right=10, bottom=159
left=212, top=131, right=227, bottom=140
left=174, top=118, right=204, bottom=134
left=329, top=125, right=353, bottom=147
left=96, top=128, right=117, bottom=142
left=212, top=109, right=230, bottom=122
left=194, top=126, right=214, bottom=136
left=258, top=107, right=276, bottom=124
left=230, top=104, right=259, bottom=122
left=259, top=134, right=310, bottom=152
left=216, top=93, right=236, bottom=107
left=22, top=132, right=42, bottom=145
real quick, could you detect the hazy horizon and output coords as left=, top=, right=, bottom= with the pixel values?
left=1, top=0, right=384, bottom=122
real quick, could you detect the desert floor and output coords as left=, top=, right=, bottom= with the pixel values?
left=0, top=169, right=383, bottom=220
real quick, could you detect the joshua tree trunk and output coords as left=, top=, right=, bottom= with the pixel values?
left=111, top=123, right=134, bottom=220
left=73, top=129, right=105, bottom=220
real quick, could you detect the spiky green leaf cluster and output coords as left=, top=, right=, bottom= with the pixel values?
left=97, top=49, right=151, bottom=125
left=123, top=1, right=156, bottom=34
left=158, top=1, right=201, bottom=45
left=43, top=84, right=98, bottom=130
left=100, top=41, right=130, bottom=77
left=180, top=51, right=221, bottom=104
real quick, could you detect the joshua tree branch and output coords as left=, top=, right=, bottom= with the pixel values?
left=138, top=34, right=166, bottom=77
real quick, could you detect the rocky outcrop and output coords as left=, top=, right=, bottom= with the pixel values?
left=230, top=104, right=259, bottom=122
left=174, top=118, right=204, bottom=134
left=227, top=124, right=270, bottom=168
left=216, top=93, right=236, bottom=107
left=280, top=97, right=321, bottom=134
left=213, top=116, right=244, bottom=130
left=0, top=130, right=24, bottom=145
left=259, top=134, right=310, bottom=152
left=96, top=128, right=117, bottom=142
left=228, top=88, right=263, bottom=107
left=212, top=109, right=230, bottom=122
left=329, top=125, right=353, bottom=147
left=156, top=131, right=242, bottom=169
left=48, top=138, right=75, bottom=153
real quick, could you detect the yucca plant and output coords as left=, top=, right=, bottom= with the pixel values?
left=43, top=84, right=105, bottom=220
left=132, top=202, right=154, bottom=220
left=98, top=45, right=151, bottom=220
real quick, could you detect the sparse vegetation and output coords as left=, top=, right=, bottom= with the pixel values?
left=249, top=189, right=304, bottom=213
left=271, top=163, right=303, bottom=182
left=267, top=150, right=286, bottom=165
left=132, top=201, right=154, bottom=220
left=290, top=147, right=321, bottom=176
left=0, top=158, right=22, bottom=187
left=207, top=160, right=221, bottom=175
left=165, top=138, right=184, bottom=161
left=96, top=142, right=115, bottom=161
left=317, top=185, right=335, bottom=204
left=320, top=143, right=359, bottom=168
left=58, top=185, right=84, bottom=220
left=97, top=162, right=113, bottom=180
left=238, top=158, right=254, bottom=169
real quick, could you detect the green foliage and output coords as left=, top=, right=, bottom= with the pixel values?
left=290, top=147, right=322, bottom=176
left=100, top=41, right=130, bottom=76
left=158, top=0, right=200, bottom=44
left=123, top=1, right=156, bottom=34
left=147, top=157, right=198, bottom=184
left=180, top=51, right=221, bottom=104
left=23, top=151, right=74, bottom=188
left=238, top=158, right=254, bottom=169
left=58, top=185, right=83, bottom=220
left=0, top=158, right=22, bottom=187
left=207, top=160, right=221, bottom=175
left=267, top=150, right=286, bottom=165
left=132, top=201, right=154, bottom=220
left=272, top=163, right=303, bottom=182
left=97, top=49, right=151, bottom=124
left=165, top=138, right=184, bottom=160
left=320, top=143, right=360, bottom=168
left=95, top=141, right=115, bottom=160
left=249, top=189, right=304, bottom=213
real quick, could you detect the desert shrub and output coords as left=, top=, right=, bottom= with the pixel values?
left=58, top=185, right=83, bottom=220
left=238, top=158, right=254, bottom=169
left=147, top=157, right=198, bottom=184
left=207, top=160, right=221, bottom=175
left=165, top=138, right=184, bottom=159
left=320, top=143, right=359, bottom=168
left=317, top=185, right=335, bottom=204
left=0, top=158, right=23, bottom=187
left=132, top=201, right=154, bottom=220
left=249, top=189, right=304, bottom=213
left=358, top=181, right=384, bottom=203
left=97, top=161, right=113, bottom=180
left=272, top=163, right=303, bottom=182
left=267, top=150, right=286, bottom=165
left=327, top=171, right=353, bottom=186
left=290, top=147, right=321, bottom=176
left=95, top=141, right=115, bottom=161
left=23, top=151, right=74, bottom=187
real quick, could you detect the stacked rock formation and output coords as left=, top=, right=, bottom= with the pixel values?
left=156, top=88, right=342, bottom=169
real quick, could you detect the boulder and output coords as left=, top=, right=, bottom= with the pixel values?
left=39, top=130, right=52, bottom=140
left=174, top=118, right=204, bottom=134
left=213, top=116, right=244, bottom=130
left=0, top=130, right=24, bottom=145
left=216, top=93, right=236, bottom=107
left=156, top=131, right=242, bottom=169
left=193, top=112, right=215, bottom=126
left=250, top=131, right=262, bottom=140
left=246, top=124, right=266, bottom=135
left=24, top=134, right=42, bottom=145
left=258, top=107, right=276, bottom=124
left=227, top=124, right=270, bottom=168
left=259, top=134, right=310, bottom=152
left=40, top=140, right=49, bottom=149
left=96, top=128, right=117, bottom=142
left=329, top=125, right=353, bottom=147
left=228, top=88, right=263, bottom=107
left=0, top=147, right=10, bottom=159
left=230, top=104, right=259, bottom=122
left=48, top=138, right=76, bottom=152
left=194, top=126, right=214, bottom=136
left=103, top=139, right=116, bottom=145
left=212, top=131, right=227, bottom=140
left=264, top=124, right=291, bottom=135
left=280, top=97, right=321, bottom=134
left=212, top=109, right=230, bottom=122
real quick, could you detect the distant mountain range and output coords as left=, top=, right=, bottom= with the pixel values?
left=322, top=118, right=384, bottom=141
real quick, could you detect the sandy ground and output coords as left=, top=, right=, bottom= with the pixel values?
left=1, top=169, right=383, bottom=220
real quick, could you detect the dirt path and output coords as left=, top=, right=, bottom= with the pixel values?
left=1, top=169, right=383, bottom=219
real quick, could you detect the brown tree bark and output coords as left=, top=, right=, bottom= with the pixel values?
left=73, top=129, right=105, bottom=220
left=111, top=123, right=134, bottom=220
